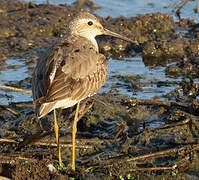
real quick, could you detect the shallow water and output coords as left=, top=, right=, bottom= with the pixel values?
left=101, top=57, right=181, bottom=100
left=26, top=0, right=199, bottom=22
left=0, top=59, right=32, bottom=104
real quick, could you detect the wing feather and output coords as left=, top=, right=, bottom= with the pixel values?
left=32, top=35, right=107, bottom=117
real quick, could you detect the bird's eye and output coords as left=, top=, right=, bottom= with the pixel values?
left=88, top=21, right=93, bottom=26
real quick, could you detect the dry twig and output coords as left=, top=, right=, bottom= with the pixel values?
left=128, top=166, right=176, bottom=172
left=0, top=138, right=18, bottom=143
left=174, top=0, right=193, bottom=20
left=92, top=144, right=199, bottom=169
left=0, top=102, right=19, bottom=116
left=0, top=85, right=32, bottom=94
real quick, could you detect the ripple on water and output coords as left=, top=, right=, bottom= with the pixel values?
left=100, top=56, right=181, bottom=100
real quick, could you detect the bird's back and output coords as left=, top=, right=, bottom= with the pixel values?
left=32, top=35, right=107, bottom=118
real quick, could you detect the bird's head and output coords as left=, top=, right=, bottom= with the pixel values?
left=68, top=12, right=138, bottom=45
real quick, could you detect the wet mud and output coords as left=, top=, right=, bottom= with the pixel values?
left=0, top=0, right=199, bottom=179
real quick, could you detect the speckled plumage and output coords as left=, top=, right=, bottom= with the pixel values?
left=32, top=34, right=107, bottom=118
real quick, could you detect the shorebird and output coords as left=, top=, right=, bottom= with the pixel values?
left=32, top=11, right=137, bottom=171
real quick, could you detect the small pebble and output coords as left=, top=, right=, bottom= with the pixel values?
left=47, top=164, right=57, bottom=173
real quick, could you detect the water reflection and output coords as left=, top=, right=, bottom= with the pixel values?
left=101, top=56, right=180, bottom=100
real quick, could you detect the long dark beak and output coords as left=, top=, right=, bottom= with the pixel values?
left=103, top=28, right=138, bottom=45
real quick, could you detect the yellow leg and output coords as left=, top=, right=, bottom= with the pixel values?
left=72, top=102, right=80, bottom=171
left=54, top=109, right=63, bottom=167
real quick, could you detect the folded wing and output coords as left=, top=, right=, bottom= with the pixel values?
left=32, top=35, right=107, bottom=118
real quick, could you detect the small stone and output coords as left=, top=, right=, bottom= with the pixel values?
left=47, top=164, right=57, bottom=173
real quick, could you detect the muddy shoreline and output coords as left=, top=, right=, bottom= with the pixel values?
left=0, top=0, right=199, bottom=179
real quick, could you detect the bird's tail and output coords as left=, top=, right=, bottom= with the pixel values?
left=37, top=102, right=56, bottom=119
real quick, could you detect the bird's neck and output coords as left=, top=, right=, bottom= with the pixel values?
left=70, top=32, right=99, bottom=52
left=79, top=34, right=99, bottom=52
left=87, top=36, right=99, bottom=52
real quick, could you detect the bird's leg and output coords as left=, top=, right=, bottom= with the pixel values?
left=72, top=102, right=80, bottom=171
left=54, top=109, right=63, bottom=167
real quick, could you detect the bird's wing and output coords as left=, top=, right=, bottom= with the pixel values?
left=32, top=36, right=107, bottom=106
left=32, top=40, right=65, bottom=102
